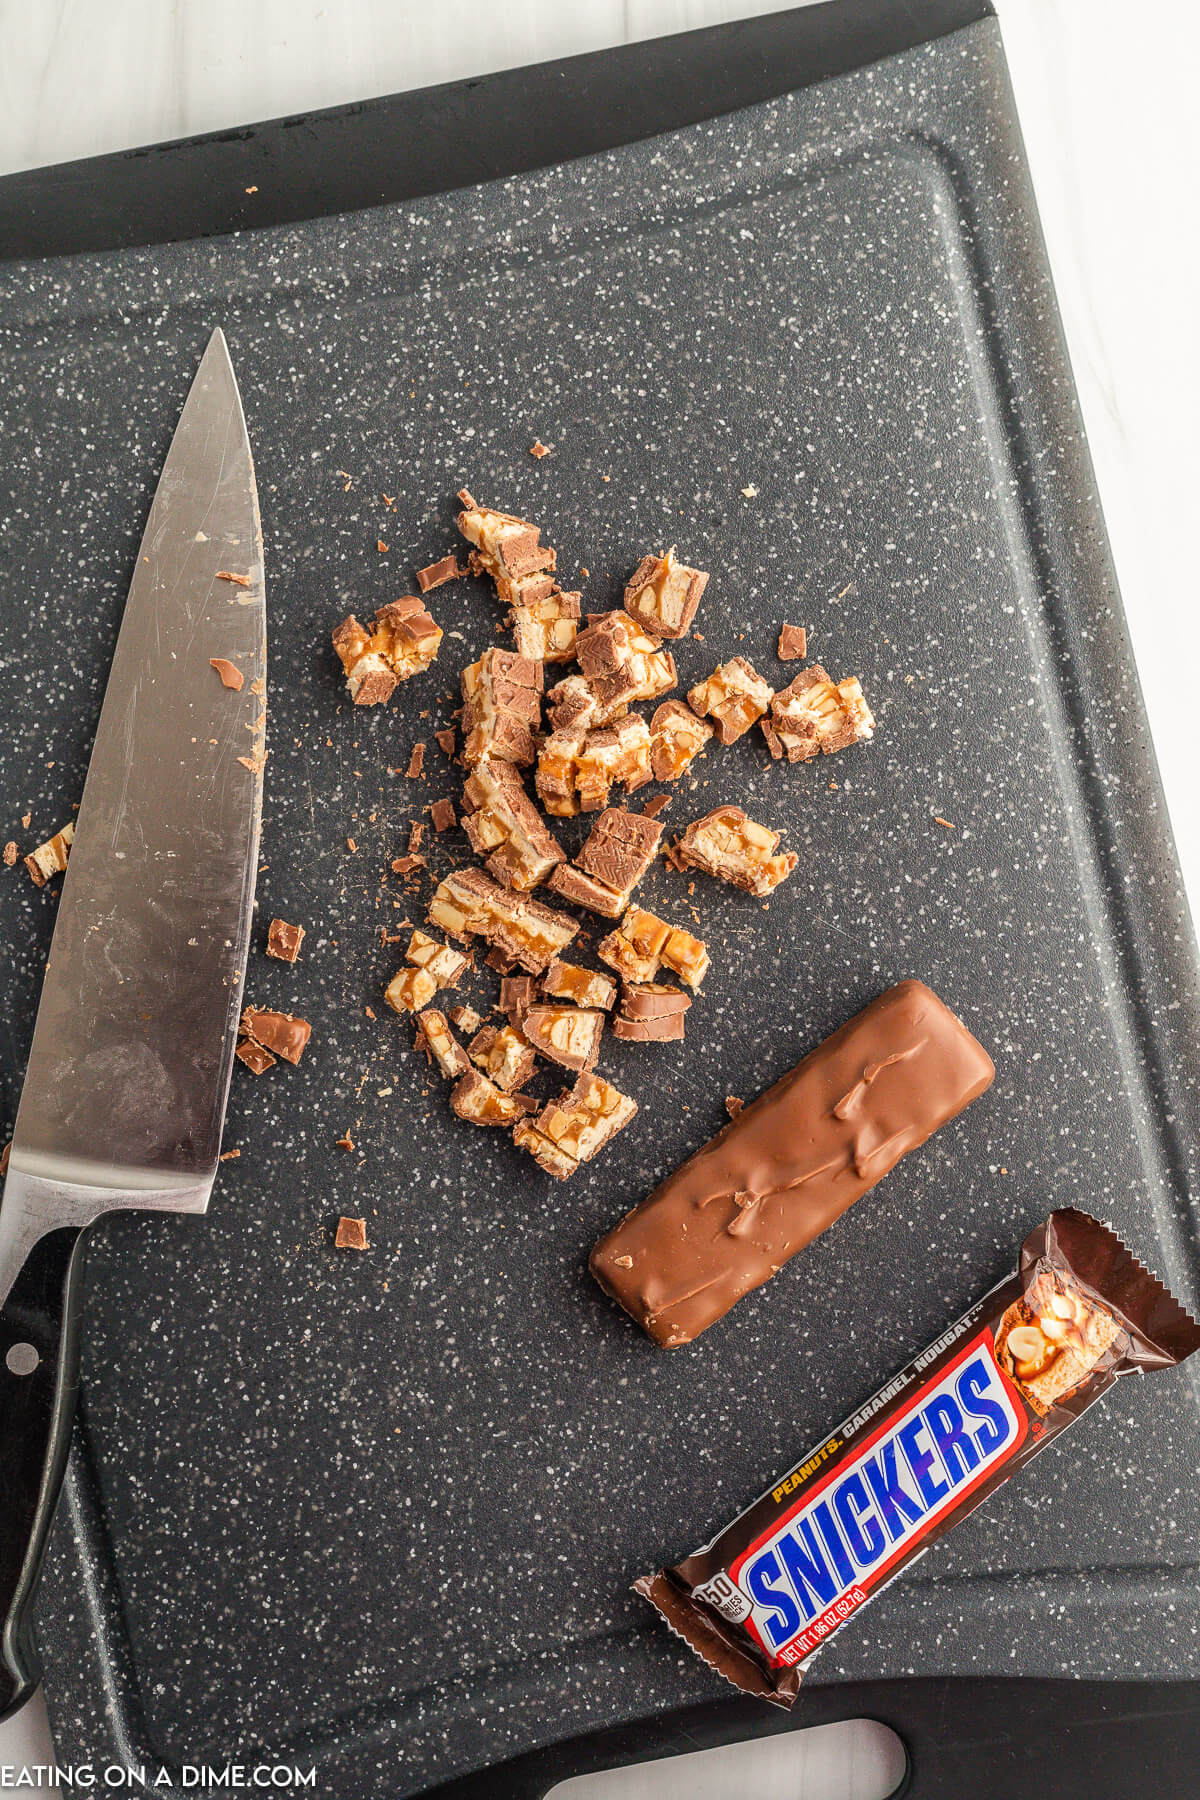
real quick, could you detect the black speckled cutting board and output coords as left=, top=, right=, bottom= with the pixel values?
left=2, top=4, right=1199, bottom=1796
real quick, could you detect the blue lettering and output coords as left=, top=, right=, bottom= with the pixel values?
left=812, top=1498, right=855, bottom=1586
left=777, top=1516, right=839, bottom=1620
left=925, top=1391, right=980, bottom=1483
left=744, top=1549, right=803, bottom=1651
left=956, top=1356, right=1010, bottom=1456
left=861, top=1436, right=924, bottom=1543
left=897, top=1416, right=950, bottom=1510
left=832, top=1472, right=886, bottom=1567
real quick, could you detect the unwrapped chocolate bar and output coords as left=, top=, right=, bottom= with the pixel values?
left=590, top=981, right=993, bottom=1345
left=635, top=1208, right=1200, bottom=1705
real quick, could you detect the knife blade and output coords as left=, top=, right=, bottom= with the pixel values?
left=0, top=328, right=264, bottom=1720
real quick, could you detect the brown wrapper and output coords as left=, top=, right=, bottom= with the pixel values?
left=635, top=1209, right=1200, bottom=1706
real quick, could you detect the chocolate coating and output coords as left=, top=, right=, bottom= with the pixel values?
left=590, top=980, right=994, bottom=1345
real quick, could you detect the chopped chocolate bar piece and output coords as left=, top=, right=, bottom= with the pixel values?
left=574, top=715, right=653, bottom=811
left=641, top=793, right=671, bottom=819
left=486, top=946, right=517, bottom=974
left=406, top=928, right=470, bottom=987
left=634, top=1208, right=1200, bottom=1704
left=461, top=646, right=543, bottom=767
left=415, top=1008, right=472, bottom=1079
left=535, top=727, right=586, bottom=817
left=572, top=807, right=662, bottom=906
left=468, top=1022, right=538, bottom=1092
left=448, top=1003, right=483, bottom=1035
left=591, top=980, right=994, bottom=1346
left=539, top=715, right=653, bottom=819
left=406, top=742, right=426, bottom=779
left=429, top=797, right=457, bottom=832
left=687, top=656, right=774, bottom=743
left=332, top=597, right=443, bottom=704
left=210, top=656, right=245, bottom=691
left=512, top=1118, right=580, bottom=1180
left=575, top=611, right=676, bottom=718
left=235, top=1039, right=276, bottom=1075
left=542, top=960, right=617, bottom=1011
left=385, top=965, right=438, bottom=1014
left=239, top=1007, right=312, bottom=1065
left=450, top=1067, right=528, bottom=1126
left=415, top=554, right=466, bottom=593
left=461, top=757, right=565, bottom=891
left=435, top=726, right=458, bottom=756
left=266, top=918, right=305, bottom=962
left=456, top=497, right=555, bottom=581
left=613, top=982, right=692, bottom=1042
left=334, top=1216, right=369, bottom=1250
left=597, top=906, right=709, bottom=989
left=516, top=1071, right=637, bottom=1177
left=499, top=975, right=539, bottom=1020
left=522, top=1004, right=605, bottom=1073
left=777, top=622, right=807, bottom=661
left=762, top=665, right=875, bottom=761
left=508, top=582, right=581, bottom=664
left=649, top=699, right=712, bottom=783
left=2, top=841, right=17, bottom=867
left=624, top=549, right=709, bottom=639
left=674, top=805, right=796, bottom=896
left=546, top=674, right=604, bottom=733
left=24, top=822, right=75, bottom=888
left=547, top=862, right=632, bottom=919
left=428, top=867, right=578, bottom=973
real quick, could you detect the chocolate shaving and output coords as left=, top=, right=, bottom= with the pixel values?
left=210, top=657, right=245, bottom=691
left=406, top=742, right=426, bottom=779
left=215, top=570, right=252, bottom=587
left=430, top=798, right=457, bottom=833
left=416, top=555, right=467, bottom=593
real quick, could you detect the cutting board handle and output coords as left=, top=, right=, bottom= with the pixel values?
left=0, top=1225, right=87, bottom=1723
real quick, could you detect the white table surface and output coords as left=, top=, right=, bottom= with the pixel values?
left=1, top=1, right=1196, bottom=1792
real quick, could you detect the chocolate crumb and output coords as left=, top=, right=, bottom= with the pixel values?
left=934, top=816, right=956, bottom=829
left=641, top=793, right=671, bottom=819
left=529, top=441, right=551, bottom=458
left=347, top=836, right=358, bottom=853
left=377, top=540, right=389, bottom=553
left=219, top=1148, right=241, bottom=1161
left=406, top=742, right=426, bottom=780
left=0, top=1141, right=10, bottom=1177
left=210, top=657, right=245, bottom=691
left=2, top=842, right=16, bottom=867
left=725, top=1095, right=745, bottom=1119
left=335, top=1216, right=369, bottom=1250
left=336, top=1132, right=355, bottom=1152
left=215, top=570, right=252, bottom=587
left=390, top=855, right=424, bottom=876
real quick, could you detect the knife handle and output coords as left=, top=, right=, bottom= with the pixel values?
left=0, top=1225, right=88, bottom=1723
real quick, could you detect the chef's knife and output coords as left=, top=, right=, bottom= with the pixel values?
left=0, top=330, right=265, bottom=1720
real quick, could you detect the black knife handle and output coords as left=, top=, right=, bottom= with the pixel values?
left=0, top=1225, right=88, bottom=1723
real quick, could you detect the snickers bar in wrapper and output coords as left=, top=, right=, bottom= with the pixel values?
left=636, top=1209, right=1200, bottom=1705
